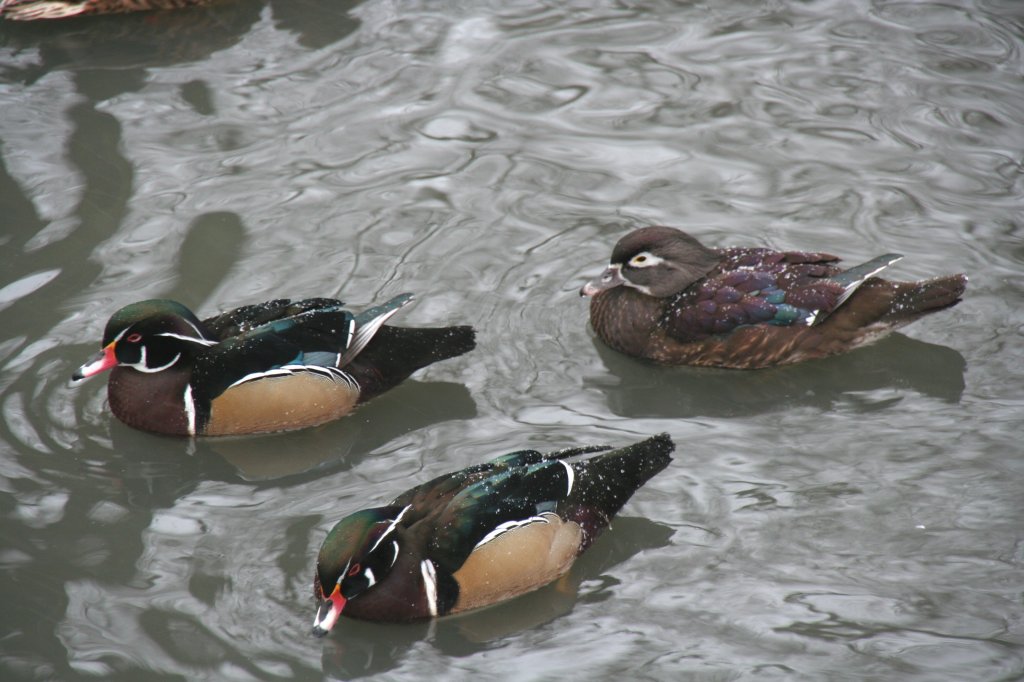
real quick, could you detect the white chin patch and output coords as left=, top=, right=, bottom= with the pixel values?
left=313, top=603, right=341, bottom=633
left=623, top=281, right=654, bottom=296
left=75, top=357, right=112, bottom=380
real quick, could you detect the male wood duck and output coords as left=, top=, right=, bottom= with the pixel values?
left=0, top=0, right=209, bottom=20
left=311, top=433, right=674, bottom=631
left=580, top=226, right=967, bottom=368
left=71, top=294, right=476, bottom=436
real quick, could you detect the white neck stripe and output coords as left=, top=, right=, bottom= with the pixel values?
left=420, top=559, right=438, bottom=617
left=623, top=281, right=654, bottom=296
left=129, top=348, right=181, bottom=374
left=184, top=384, right=196, bottom=436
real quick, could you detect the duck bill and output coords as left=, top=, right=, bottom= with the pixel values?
left=72, top=342, right=118, bottom=383
left=312, top=584, right=347, bottom=637
left=580, top=264, right=625, bottom=297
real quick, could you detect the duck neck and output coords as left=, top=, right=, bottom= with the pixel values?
left=107, top=365, right=192, bottom=436
left=589, top=287, right=664, bottom=358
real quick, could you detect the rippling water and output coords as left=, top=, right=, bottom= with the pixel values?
left=1, top=0, right=1022, bottom=679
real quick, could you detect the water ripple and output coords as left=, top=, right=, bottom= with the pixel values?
left=1, top=0, right=1022, bottom=679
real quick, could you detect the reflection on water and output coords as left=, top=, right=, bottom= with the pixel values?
left=1, top=0, right=1023, bottom=680
left=197, top=380, right=477, bottom=481
left=589, top=332, right=967, bottom=419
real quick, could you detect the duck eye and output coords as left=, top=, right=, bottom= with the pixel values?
left=126, top=333, right=143, bottom=343
left=630, top=254, right=649, bottom=266
left=347, top=563, right=362, bottom=577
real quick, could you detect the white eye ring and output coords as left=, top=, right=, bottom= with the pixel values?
left=629, top=252, right=662, bottom=268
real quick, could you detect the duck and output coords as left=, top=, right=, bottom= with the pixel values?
left=311, top=433, right=674, bottom=631
left=72, top=294, right=476, bottom=436
left=0, top=0, right=210, bottom=20
left=580, top=226, right=967, bottom=368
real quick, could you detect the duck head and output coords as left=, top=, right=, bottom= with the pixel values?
left=72, top=299, right=215, bottom=381
left=580, top=226, right=720, bottom=298
left=312, top=505, right=412, bottom=636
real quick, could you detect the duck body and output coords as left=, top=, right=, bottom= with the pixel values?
left=0, top=0, right=210, bottom=20
left=73, top=294, right=476, bottom=436
left=312, top=433, right=674, bottom=631
left=581, top=226, right=967, bottom=368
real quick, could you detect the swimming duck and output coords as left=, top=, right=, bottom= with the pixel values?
left=312, top=433, right=674, bottom=630
left=72, top=294, right=476, bottom=436
left=581, top=226, right=966, bottom=368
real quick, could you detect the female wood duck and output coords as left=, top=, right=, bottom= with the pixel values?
left=312, top=433, right=674, bottom=631
left=580, top=226, right=967, bottom=368
left=0, top=0, right=209, bottom=20
left=72, top=294, right=476, bottom=436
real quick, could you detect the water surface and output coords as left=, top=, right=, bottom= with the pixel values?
left=1, top=0, right=1022, bottom=680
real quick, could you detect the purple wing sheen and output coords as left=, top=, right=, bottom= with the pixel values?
left=663, top=255, right=849, bottom=342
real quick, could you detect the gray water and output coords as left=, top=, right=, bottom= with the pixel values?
left=1, top=0, right=1022, bottom=680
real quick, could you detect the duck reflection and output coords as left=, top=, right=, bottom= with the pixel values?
left=171, top=212, right=247, bottom=306
left=319, top=517, right=674, bottom=678
left=0, top=0, right=363, bottom=74
left=267, top=0, right=363, bottom=50
left=191, top=380, right=477, bottom=481
left=435, top=517, right=675, bottom=649
left=588, top=333, right=966, bottom=419
left=0, top=2, right=265, bottom=81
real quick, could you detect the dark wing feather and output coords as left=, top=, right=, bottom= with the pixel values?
left=557, top=434, right=673, bottom=547
left=201, top=298, right=344, bottom=340
left=719, top=247, right=840, bottom=270
left=663, top=251, right=852, bottom=341
left=190, top=306, right=355, bottom=402
left=425, top=436, right=672, bottom=569
left=426, top=459, right=579, bottom=574
left=388, top=449, right=554, bottom=525
left=390, top=444, right=610, bottom=518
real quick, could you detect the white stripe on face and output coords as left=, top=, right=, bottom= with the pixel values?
left=128, top=349, right=181, bottom=373
left=369, top=504, right=412, bottom=553
left=627, top=252, right=664, bottom=268
left=156, top=332, right=217, bottom=346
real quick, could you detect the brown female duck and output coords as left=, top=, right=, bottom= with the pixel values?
left=581, top=226, right=967, bottom=368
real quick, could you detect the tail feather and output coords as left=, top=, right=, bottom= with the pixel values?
left=827, top=253, right=903, bottom=315
left=338, top=293, right=415, bottom=368
left=885, top=273, right=967, bottom=322
left=570, top=433, right=674, bottom=530
left=348, top=324, right=476, bottom=401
